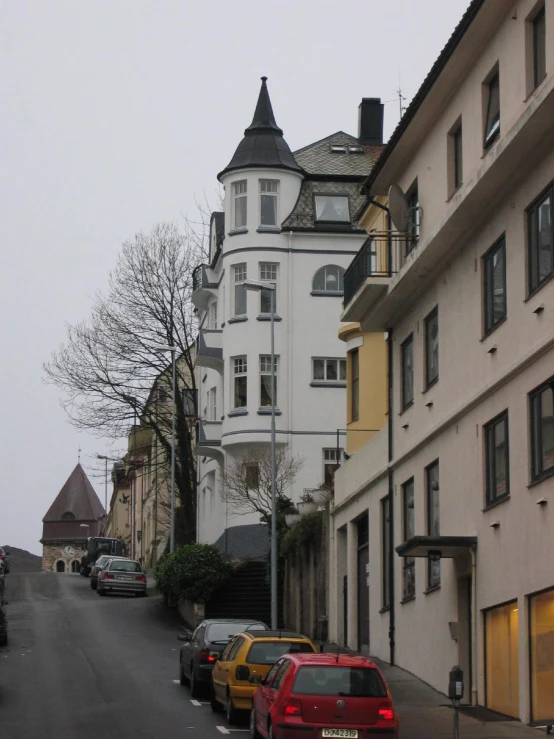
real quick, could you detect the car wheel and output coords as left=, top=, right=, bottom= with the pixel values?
left=250, top=708, right=261, bottom=739
left=226, top=692, right=239, bottom=726
left=189, top=665, right=201, bottom=698
left=179, top=659, right=188, bottom=686
left=0, top=634, right=7, bottom=647
left=210, top=686, right=222, bottom=713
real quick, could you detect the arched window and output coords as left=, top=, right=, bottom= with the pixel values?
left=71, top=560, right=80, bottom=573
left=312, top=265, right=345, bottom=294
left=61, top=512, right=75, bottom=520
left=56, top=560, right=66, bottom=573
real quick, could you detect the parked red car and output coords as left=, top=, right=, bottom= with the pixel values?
left=249, top=652, right=399, bottom=739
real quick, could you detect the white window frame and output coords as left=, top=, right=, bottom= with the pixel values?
left=259, top=354, right=278, bottom=408
left=233, top=180, right=247, bottom=229
left=209, top=387, right=217, bottom=421
left=312, top=357, right=347, bottom=383
left=312, top=265, right=345, bottom=293
left=233, top=264, right=247, bottom=316
left=259, top=262, right=278, bottom=314
left=314, top=194, right=350, bottom=224
left=232, top=356, right=247, bottom=409
left=259, top=180, right=279, bottom=227
left=323, top=447, right=343, bottom=488
left=210, top=301, right=218, bottom=330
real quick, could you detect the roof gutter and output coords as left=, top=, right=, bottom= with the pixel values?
left=362, top=0, right=486, bottom=195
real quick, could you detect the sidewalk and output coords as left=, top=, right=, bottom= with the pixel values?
left=372, top=658, right=547, bottom=739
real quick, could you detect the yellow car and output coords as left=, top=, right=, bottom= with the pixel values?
left=211, top=630, right=316, bottom=724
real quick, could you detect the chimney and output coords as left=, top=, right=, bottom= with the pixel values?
left=358, top=98, right=384, bottom=145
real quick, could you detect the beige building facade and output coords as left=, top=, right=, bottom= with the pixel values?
left=331, top=0, right=554, bottom=726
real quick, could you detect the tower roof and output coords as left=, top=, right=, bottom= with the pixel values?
left=43, top=463, right=105, bottom=523
left=218, top=77, right=302, bottom=180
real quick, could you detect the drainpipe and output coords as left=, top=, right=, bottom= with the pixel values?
left=471, top=547, right=478, bottom=706
left=387, top=327, right=395, bottom=666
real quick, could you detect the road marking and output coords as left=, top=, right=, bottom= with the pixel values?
left=190, top=699, right=202, bottom=706
left=215, top=727, right=230, bottom=735
left=173, top=679, right=181, bottom=684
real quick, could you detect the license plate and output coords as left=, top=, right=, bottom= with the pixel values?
left=322, top=730, right=358, bottom=738
left=119, top=576, right=133, bottom=580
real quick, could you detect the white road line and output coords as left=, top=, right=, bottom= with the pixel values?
left=173, top=679, right=181, bottom=684
left=215, top=727, right=230, bottom=735
left=190, top=699, right=202, bottom=706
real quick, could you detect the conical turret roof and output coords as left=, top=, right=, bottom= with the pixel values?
left=218, top=77, right=302, bottom=180
left=43, top=464, right=105, bottom=522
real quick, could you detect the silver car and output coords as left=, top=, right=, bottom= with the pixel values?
left=90, top=555, right=128, bottom=590
left=96, top=558, right=147, bottom=597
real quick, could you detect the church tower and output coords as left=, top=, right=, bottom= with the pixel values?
left=41, top=463, right=105, bottom=572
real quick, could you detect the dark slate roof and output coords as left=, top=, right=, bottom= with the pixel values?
left=294, top=132, right=383, bottom=178
left=218, top=77, right=302, bottom=180
left=214, top=524, right=269, bottom=560
left=43, top=464, right=105, bottom=523
left=282, top=180, right=367, bottom=232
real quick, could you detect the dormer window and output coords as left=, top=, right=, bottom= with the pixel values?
left=330, top=145, right=347, bottom=153
left=348, top=145, right=363, bottom=153
left=314, top=194, right=350, bottom=224
left=233, top=181, right=247, bottom=228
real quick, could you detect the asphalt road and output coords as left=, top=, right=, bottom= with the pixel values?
left=0, top=572, right=245, bottom=739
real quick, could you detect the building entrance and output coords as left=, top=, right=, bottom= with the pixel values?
left=56, top=560, right=66, bottom=573
left=357, top=515, right=369, bottom=655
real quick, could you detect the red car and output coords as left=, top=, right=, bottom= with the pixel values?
left=249, top=652, right=399, bottom=739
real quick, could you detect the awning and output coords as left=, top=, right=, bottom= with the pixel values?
left=396, top=535, right=477, bottom=558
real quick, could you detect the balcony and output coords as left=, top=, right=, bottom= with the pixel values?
left=195, top=329, right=223, bottom=371
left=196, top=420, right=223, bottom=460
left=192, top=264, right=219, bottom=311
left=342, top=233, right=414, bottom=323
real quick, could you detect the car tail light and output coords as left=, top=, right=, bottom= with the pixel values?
left=103, top=573, right=114, bottom=580
left=135, top=575, right=146, bottom=582
left=200, top=649, right=216, bottom=664
left=281, top=699, right=302, bottom=717
left=378, top=703, right=395, bottom=722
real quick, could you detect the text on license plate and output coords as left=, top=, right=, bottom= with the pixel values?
left=322, top=730, right=358, bottom=738
left=119, top=576, right=134, bottom=580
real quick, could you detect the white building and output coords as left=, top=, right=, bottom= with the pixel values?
left=330, top=0, right=554, bottom=726
left=193, top=78, right=384, bottom=558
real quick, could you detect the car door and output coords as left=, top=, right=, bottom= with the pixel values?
left=182, top=623, right=202, bottom=677
left=213, top=636, right=245, bottom=702
left=188, top=624, right=206, bottom=676
left=255, top=658, right=285, bottom=727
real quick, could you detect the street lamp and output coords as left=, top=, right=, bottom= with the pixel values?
left=242, top=279, right=277, bottom=629
left=151, top=344, right=177, bottom=554
left=97, top=454, right=121, bottom=531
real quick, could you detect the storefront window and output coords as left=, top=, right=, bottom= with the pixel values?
left=485, top=602, right=519, bottom=718
left=530, top=589, right=554, bottom=723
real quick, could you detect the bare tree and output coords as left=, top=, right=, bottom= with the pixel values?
left=221, top=448, right=303, bottom=522
left=44, top=221, right=208, bottom=545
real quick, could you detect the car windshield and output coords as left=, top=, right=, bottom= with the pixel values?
left=109, top=561, right=142, bottom=573
left=206, top=623, right=263, bottom=642
left=292, top=666, right=388, bottom=697
left=247, top=641, right=314, bottom=665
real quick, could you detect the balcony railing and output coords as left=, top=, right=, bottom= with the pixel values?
left=343, top=233, right=416, bottom=308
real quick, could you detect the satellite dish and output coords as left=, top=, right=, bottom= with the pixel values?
left=388, top=184, right=410, bottom=232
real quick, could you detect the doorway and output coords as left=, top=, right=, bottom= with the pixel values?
left=71, top=560, right=80, bottom=573
left=56, top=560, right=66, bottom=573
left=357, top=515, right=370, bottom=655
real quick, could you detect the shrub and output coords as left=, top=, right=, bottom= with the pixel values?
left=155, top=543, right=233, bottom=603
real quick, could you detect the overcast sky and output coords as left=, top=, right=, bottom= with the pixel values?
left=0, top=0, right=470, bottom=555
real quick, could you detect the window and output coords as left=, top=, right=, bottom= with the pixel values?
left=484, top=237, right=507, bottom=333
left=533, top=6, right=546, bottom=90
left=259, top=263, right=277, bottom=314
left=209, top=387, right=217, bottom=420
left=233, top=264, right=247, bottom=316
left=233, top=356, right=247, bottom=409
left=265, top=659, right=284, bottom=687
left=260, top=355, right=277, bottom=407
left=401, top=334, right=414, bottom=409
left=484, top=72, right=500, bottom=148
left=323, top=448, right=343, bottom=488
left=182, top=388, right=196, bottom=418
left=485, top=412, right=510, bottom=504
left=210, top=301, right=218, bottom=330
left=530, top=377, right=554, bottom=481
left=424, top=307, right=439, bottom=388
left=402, top=478, right=415, bottom=600
left=314, top=195, right=350, bottom=223
left=426, top=461, right=440, bottom=588
left=233, top=181, right=247, bottom=229
left=450, top=124, right=463, bottom=192
left=484, top=603, right=519, bottom=718
left=271, top=660, right=292, bottom=690
left=351, top=349, right=359, bottom=421
left=245, top=463, right=259, bottom=490
left=381, top=496, right=391, bottom=608
left=312, top=357, right=346, bottom=384
left=292, top=666, right=387, bottom=697
left=528, top=186, right=553, bottom=293
left=529, top=588, right=554, bottom=722
left=407, top=182, right=419, bottom=246
left=260, top=180, right=279, bottom=226
left=312, top=265, right=345, bottom=293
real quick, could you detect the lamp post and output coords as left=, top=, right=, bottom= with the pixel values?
left=242, top=279, right=277, bottom=629
left=151, top=345, right=177, bottom=554
left=123, top=394, right=139, bottom=559
left=96, top=454, right=121, bottom=534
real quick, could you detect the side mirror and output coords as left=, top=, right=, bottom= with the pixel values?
left=249, top=675, right=262, bottom=684
left=178, top=632, right=191, bottom=642
left=143, top=569, right=148, bottom=575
